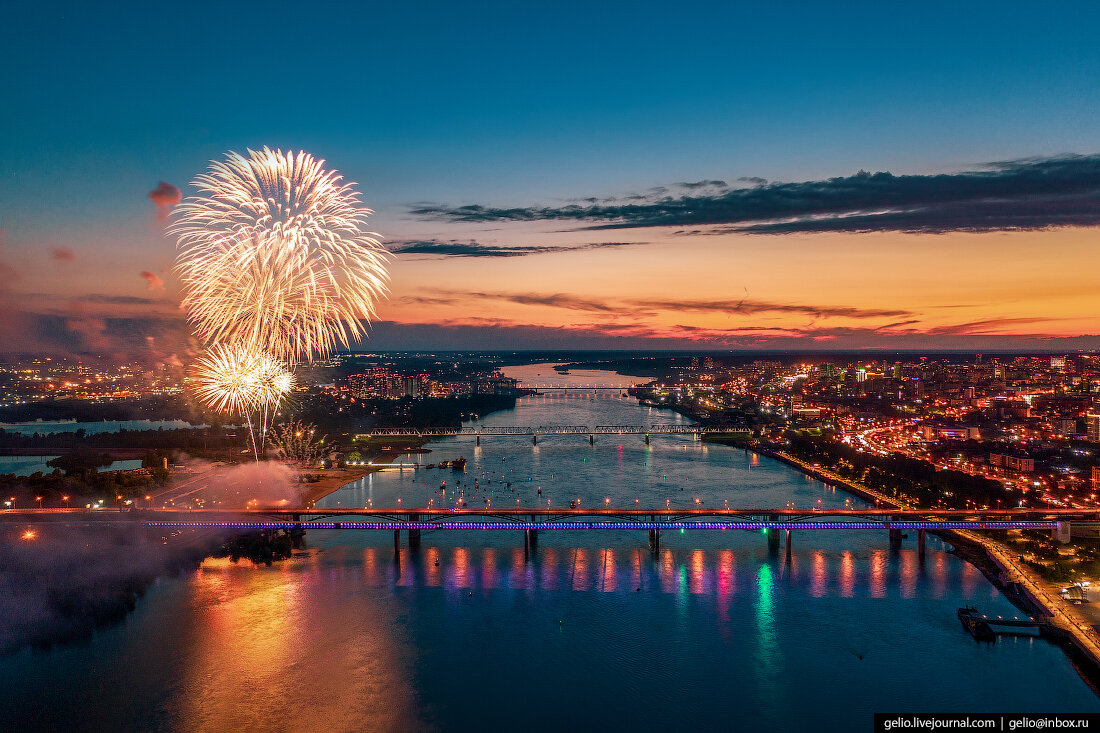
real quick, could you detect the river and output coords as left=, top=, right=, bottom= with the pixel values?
left=0, top=367, right=1095, bottom=731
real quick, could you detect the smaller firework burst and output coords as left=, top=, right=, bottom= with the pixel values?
left=268, top=420, right=327, bottom=465
left=190, top=343, right=269, bottom=416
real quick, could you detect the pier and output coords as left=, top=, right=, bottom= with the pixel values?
left=958, top=606, right=1050, bottom=641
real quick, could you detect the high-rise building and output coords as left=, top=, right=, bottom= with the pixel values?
left=1088, top=413, right=1100, bottom=442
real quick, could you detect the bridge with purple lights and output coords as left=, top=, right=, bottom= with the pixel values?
left=4, top=506, right=1087, bottom=557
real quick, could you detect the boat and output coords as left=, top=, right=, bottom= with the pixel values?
left=957, top=607, right=996, bottom=641
left=452, top=457, right=467, bottom=471
left=438, top=460, right=450, bottom=469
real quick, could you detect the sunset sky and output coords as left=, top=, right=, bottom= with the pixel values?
left=3, top=1, right=1100, bottom=355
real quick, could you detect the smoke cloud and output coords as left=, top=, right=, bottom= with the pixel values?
left=148, top=181, right=181, bottom=221
left=0, top=524, right=215, bottom=656
left=140, top=271, right=165, bottom=291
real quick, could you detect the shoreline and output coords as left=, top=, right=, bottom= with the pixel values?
left=755, top=445, right=1100, bottom=688
left=297, top=465, right=381, bottom=507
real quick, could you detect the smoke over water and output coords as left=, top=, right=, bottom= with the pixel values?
left=0, top=523, right=222, bottom=656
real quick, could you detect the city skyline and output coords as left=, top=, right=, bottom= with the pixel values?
left=3, top=1, right=1100, bottom=355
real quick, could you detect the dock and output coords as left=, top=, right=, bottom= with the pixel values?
left=958, top=606, right=1049, bottom=641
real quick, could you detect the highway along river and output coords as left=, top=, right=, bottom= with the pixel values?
left=0, top=367, right=1096, bottom=731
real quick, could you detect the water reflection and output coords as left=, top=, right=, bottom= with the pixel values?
left=171, top=559, right=429, bottom=732
left=343, top=544, right=991, bottom=600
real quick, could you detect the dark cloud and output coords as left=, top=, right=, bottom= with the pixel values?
left=0, top=311, right=190, bottom=360
left=0, top=241, right=29, bottom=349
left=50, top=247, right=76, bottom=262
left=410, top=155, right=1100, bottom=234
left=80, top=293, right=162, bottom=305
left=148, top=181, right=181, bottom=221
left=679, top=179, right=728, bottom=189
left=388, top=239, right=643, bottom=258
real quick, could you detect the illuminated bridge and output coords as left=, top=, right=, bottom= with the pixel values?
left=516, top=383, right=638, bottom=390
left=355, top=424, right=745, bottom=444
left=4, top=506, right=1087, bottom=556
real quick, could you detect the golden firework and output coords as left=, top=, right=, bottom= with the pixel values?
left=172, top=147, right=390, bottom=362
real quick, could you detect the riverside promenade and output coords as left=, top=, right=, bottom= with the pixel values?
left=773, top=450, right=1100, bottom=670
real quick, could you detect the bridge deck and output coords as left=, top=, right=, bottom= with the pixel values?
left=1, top=507, right=1094, bottom=518
left=354, top=424, right=744, bottom=436
left=1, top=506, right=1080, bottom=531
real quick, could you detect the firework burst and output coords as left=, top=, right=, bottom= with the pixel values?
left=172, top=147, right=390, bottom=362
left=190, top=344, right=295, bottom=459
left=190, top=343, right=269, bottom=416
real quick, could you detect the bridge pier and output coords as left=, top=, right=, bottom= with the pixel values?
left=785, top=529, right=792, bottom=561
left=918, top=529, right=926, bottom=560
left=648, top=527, right=661, bottom=553
left=476, top=435, right=480, bottom=446
left=767, top=528, right=780, bottom=555
left=589, top=434, right=594, bottom=445
left=1054, top=522, right=1072, bottom=543
left=644, top=433, right=650, bottom=445
left=889, top=526, right=903, bottom=550
left=408, top=513, right=421, bottom=549
left=394, top=529, right=400, bottom=553
left=532, top=434, right=537, bottom=445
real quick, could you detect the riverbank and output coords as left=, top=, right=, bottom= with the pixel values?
left=757, top=446, right=1100, bottom=686
left=298, top=439, right=434, bottom=506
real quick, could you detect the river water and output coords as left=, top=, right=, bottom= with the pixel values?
left=0, top=366, right=1096, bottom=731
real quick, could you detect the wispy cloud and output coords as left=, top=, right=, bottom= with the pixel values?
left=361, top=318, right=1100, bottom=352
left=633, top=298, right=912, bottom=320
left=401, top=290, right=624, bottom=313
left=388, top=239, right=643, bottom=258
left=401, top=290, right=913, bottom=321
left=410, top=155, right=1100, bottom=234
left=923, top=317, right=1057, bottom=336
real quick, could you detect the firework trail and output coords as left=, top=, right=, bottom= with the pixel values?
left=172, top=147, right=390, bottom=363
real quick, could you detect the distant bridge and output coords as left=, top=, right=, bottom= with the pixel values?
left=355, top=424, right=747, bottom=443
left=517, top=384, right=637, bottom=390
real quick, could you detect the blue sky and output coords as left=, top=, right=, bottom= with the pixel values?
left=2, top=1, right=1099, bottom=353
